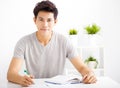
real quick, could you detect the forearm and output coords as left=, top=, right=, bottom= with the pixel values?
left=70, top=57, right=97, bottom=83
left=79, top=65, right=93, bottom=77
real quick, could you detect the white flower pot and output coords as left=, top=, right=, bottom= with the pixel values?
left=88, top=34, right=103, bottom=46
left=88, top=61, right=97, bottom=69
left=69, top=35, right=78, bottom=47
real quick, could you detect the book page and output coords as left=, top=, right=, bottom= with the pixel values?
left=44, top=75, right=82, bottom=85
left=22, top=79, right=49, bottom=88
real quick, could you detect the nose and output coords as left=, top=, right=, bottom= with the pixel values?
left=43, top=21, right=48, bottom=27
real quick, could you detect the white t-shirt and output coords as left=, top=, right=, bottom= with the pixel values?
left=13, top=31, right=78, bottom=78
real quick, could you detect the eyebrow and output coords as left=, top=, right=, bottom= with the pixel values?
left=38, top=17, right=53, bottom=20
left=38, top=17, right=43, bottom=19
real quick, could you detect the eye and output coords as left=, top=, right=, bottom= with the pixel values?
left=38, top=18, right=43, bottom=21
left=47, top=19, right=52, bottom=22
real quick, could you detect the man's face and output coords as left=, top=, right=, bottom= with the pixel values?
left=34, top=11, right=57, bottom=36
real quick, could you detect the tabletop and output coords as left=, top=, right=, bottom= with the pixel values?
left=0, top=76, right=120, bottom=88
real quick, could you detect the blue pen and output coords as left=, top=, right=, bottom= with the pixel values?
left=45, top=81, right=62, bottom=85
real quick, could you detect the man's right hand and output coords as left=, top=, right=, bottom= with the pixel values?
left=20, top=75, right=34, bottom=87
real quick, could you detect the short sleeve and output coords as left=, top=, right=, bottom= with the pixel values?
left=66, top=38, right=79, bottom=59
left=13, top=37, right=26, bottom=59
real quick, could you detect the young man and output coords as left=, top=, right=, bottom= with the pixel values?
left=7, top=0, right=97, bottom=87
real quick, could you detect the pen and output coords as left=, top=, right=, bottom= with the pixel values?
left=45, top=81, right=82, bottom=85
left=45, top=81, right=62, bottom=85
left=24, top=70, right=35, bottom=84
left=70, top=81, right=82, bottom=84
left=24, top=70, right=29, bottom=75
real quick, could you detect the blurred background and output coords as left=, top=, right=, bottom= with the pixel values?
left=0, top=0, right=120, bottom=83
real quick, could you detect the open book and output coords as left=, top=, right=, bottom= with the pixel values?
left=44, top=75, right=82, bottom=85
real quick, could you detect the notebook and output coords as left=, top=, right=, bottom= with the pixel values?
left=44, top=75, right=82, bottom=85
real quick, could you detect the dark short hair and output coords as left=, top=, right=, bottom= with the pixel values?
left=33, top=0, right=58, bottom=20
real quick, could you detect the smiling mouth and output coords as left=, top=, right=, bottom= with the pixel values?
left=40, top=29, right=47, bottom=31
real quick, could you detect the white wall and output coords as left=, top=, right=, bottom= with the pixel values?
left=0, top=0, right=120, bottom=83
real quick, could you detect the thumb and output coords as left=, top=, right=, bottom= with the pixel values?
left=29, top=75, right=34, bottom=79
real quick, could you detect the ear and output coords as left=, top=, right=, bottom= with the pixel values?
left=54, top=19, right=58, bottom=24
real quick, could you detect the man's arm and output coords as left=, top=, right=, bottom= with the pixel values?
left=70, top=56, right=97, bottom=84
left=7, top=58, right=34, bottom=86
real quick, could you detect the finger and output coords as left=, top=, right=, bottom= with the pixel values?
left=87, top=76, right=95, bottom=83
left=29, top=75, right=34, bottom=79
left=87, top=75, right=97, bottom=84
left=82, top=74, right=87, bottom=82
left=24, top=74, right=34, bottom=80
left=28, top=75, right=34, bottom=84
left=22, top=79, right=30, bottom=87
left=83, top=75, right=91, bottom=83
left=24, top=78, right=32, bottom=85
left=91, top=79, right=97, bottom=83
left=88, top=79, right=97, bottom=84
left=24, top=75, right=33, bottom=84
left=90, top=77, right=97, bottom=83
left=82, top=74, right=87, bottom=83
left=82, top=74, right=87, bottom=80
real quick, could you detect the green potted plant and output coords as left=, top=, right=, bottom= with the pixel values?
left=84, top=24, right=100, bottom=35
left=69, top=28, right=78, bottom=47
left=69, top=28, right=78, bottom=35
left=84, top=56, right=98, bottom=69
left=84, top=24, right=102, bottom=46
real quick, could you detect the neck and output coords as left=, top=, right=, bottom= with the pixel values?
left=36, top=31, right=52, bottom=46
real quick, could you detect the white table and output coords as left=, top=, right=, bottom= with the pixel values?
left=0, top=77, right=120, bottom=88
